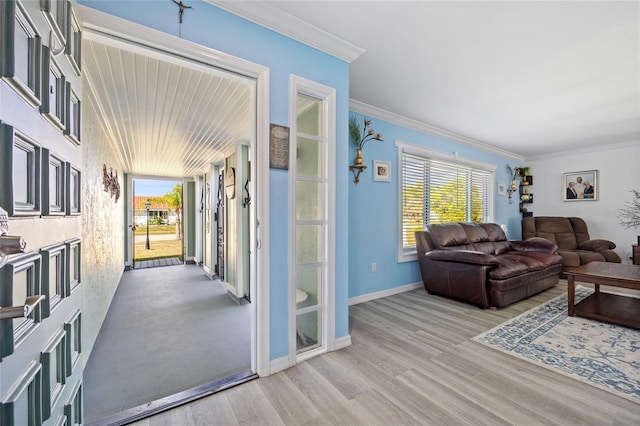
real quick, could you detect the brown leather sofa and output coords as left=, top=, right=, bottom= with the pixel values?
left=415, top=222, right=563, bottom=309
left=522, top=216, right=621, bottom=277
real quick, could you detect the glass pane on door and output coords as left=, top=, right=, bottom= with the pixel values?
left=296, top=310, right=321, bottom=353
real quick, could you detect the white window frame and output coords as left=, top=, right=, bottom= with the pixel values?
left=396, top=140, right=496, bottom=262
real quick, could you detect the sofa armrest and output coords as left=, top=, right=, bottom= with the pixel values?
left=578, top=239, right=616, bottom=251
left=510, top=237, right=558, bottom=254
left=425, top=250, right=499, bottom=266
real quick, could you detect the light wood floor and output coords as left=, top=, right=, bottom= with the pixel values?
left=130, top=283, right=640, bottom=425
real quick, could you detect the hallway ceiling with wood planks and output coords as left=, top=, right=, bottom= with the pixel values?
left=82, top=37, right=254, bottom=178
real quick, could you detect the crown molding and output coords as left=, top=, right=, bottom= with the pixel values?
left=207, top=1, right=365, bottom=63
left=525, top=140, right=640, bottom=162
left=349, top=99, right=525, bottom=162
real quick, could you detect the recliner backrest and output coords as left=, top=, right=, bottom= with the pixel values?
left=522, top=216, right=591, bottom=250
left=568, top=217, right=591, bottom=245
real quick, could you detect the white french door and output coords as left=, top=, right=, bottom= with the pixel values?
left=289, top=76, right=336, bottom=362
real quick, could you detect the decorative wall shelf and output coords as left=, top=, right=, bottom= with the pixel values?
left=519, top=175, right=533, bottom=217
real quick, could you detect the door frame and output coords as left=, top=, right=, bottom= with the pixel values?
left=80, top=5, right=271, bottom=377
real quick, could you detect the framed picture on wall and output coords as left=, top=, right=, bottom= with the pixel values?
left=563, top=170, right=597, bottom=201
left=497, top=182, right=506, bottom=196
left=373, top=160, right=391, bottom=182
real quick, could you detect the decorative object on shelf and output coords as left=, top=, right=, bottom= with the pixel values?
left=102, top=164, right=121, bottom=202
left=505, top=164, right=521, bottom=203
left=373, top=160, right=391, bottom=182
left=519, top=175, right=534, bottom=217
left=618, top=189, right=640, bottom=229
left=349, top=116, right=383, bottom=185
left=563, top=170, right=598, bottom=201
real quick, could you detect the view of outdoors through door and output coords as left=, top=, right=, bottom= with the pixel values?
left=133, top=179, right=183, bottom=267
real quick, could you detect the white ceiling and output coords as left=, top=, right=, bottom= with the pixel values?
left=218, top=0, right=640, bottom=159
left=81, top=1, right=639, bottom=180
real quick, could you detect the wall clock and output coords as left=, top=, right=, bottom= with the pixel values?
left=225, top=167, right=235, bottom=199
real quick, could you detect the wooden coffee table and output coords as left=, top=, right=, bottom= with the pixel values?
left=566, top=262, right=640, bottom=329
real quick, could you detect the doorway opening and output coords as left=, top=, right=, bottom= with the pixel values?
left=80, top=8, right=271, bottom=423
left=132, top=178, right=184, bottom=269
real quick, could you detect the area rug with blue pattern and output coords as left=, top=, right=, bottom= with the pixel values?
left=473, top=286, right=640, bottom=403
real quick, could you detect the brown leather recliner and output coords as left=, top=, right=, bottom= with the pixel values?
left=522, top=216, right=621, bottom=277
left=415, top=222, right=563, bottom=309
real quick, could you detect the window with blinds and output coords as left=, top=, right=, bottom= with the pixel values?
left=401, top=152, right=492, bottom=251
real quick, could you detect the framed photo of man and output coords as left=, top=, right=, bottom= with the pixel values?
left=563, top=170, right=597, bottom=201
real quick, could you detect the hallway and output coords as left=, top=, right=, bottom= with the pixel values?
left=83, top=264, right=252, bottom=423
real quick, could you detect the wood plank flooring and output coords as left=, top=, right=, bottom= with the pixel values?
left=129, top=283, right=640, bottom=425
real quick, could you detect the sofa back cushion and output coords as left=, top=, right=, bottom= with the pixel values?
left=479, top=223, right=511, bottom=254
left=428, top=223, right=470, bottom=249
left=427, top=222, right=508, bottom=254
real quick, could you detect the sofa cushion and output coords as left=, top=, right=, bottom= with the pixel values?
left=479, top=223, right=507, bottom=241
left=576, top=250, right=608, bottom=265
left=500, top=253, right=547, bottom=271
left=428, top=223, right=469, bottom=247
left=513, top=251, right=564, bottom=267
left=492, top=241, right=511, bottom=255
left=489, top=257, right=531, bottom=279
left=460, top=223, right=490, bottom=242
left=557, top=249, right=581, bottom=267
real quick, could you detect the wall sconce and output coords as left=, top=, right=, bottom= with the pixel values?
left=507, top=180, right=517, bottom=204
left=349, top=164, right=367, bottom=185
left=349, top=116, right=383, bottom=186
left=349, top=149, right=367, bottom=185
left=505, top=164, right=522, bottom=204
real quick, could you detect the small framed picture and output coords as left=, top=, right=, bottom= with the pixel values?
left=563, top=170, right=597, bottom=201
left=373, top=160, right=391, bottom=182
left=497, top=182, right=506, bottom=196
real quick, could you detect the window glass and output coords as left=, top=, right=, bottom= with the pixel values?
left=401, top=152, right=492, bottom=249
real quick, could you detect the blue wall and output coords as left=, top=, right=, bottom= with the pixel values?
left=80, top=0, right=351, bottom=361
left=347, top=112, right=522, bottom=299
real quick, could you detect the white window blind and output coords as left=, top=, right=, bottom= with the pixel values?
left=401, top=152, right=491, bottom=250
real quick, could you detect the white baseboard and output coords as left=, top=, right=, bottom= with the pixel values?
left=334, top=334, right=352, bottom=350
left=269, top=355, right=290, bottom=375
left=268, top=335, right=352, bottom=375
left=348, top=282, right=423, bottom=306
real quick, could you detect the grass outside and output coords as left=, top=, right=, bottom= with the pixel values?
left=134, top=224, right=177, bottom=236
left=134, top=239, right=183, bottom=262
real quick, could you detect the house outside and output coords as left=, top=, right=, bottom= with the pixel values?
left=133, top=195, right=179, bottom=226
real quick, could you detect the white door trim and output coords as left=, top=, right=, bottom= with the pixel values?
left=79, top=5, right=271, bottom=377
